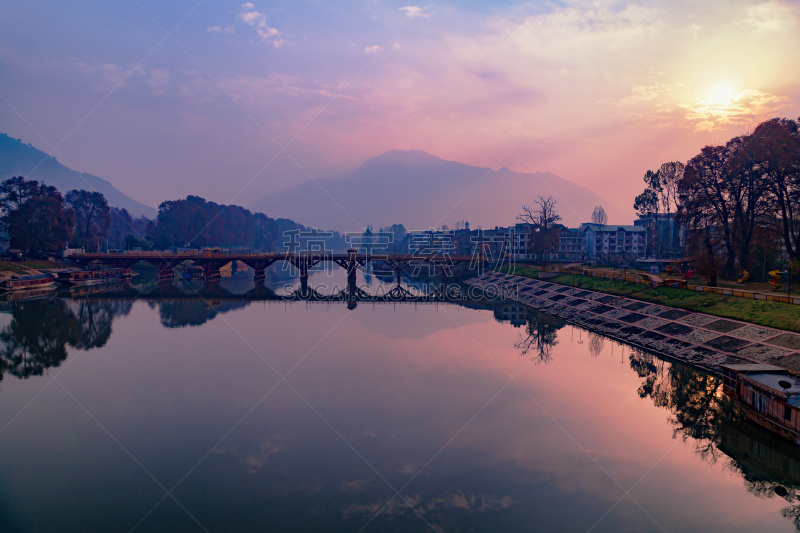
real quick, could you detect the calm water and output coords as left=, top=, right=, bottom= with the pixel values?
left=1, top=274, right=799, bottom=532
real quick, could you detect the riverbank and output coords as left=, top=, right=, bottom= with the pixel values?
left=502, top=267, right=800, bottom=333
left=468, top=271, right=800, bottom=375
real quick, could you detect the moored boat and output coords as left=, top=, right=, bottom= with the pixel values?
left=721, top=363, right=800, bottom=445
left=0, top=273, right=56, bottom=291
left=55, top=268, right=132, bottom=286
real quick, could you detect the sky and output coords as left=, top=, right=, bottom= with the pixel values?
left=1, top=0, right=799, bottom=220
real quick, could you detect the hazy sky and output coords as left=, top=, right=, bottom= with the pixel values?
left=2, top=0, right=799, bottom=217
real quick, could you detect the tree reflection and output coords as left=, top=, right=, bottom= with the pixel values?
left=515, top=308, right=566, bottom=364
left=154, top=299, right=249, bottom=328
left=588, top=332, right=604, bottom=357
left=0, top=299, right=132, bottom=380
left=69, top=300, right=133, bottom=350
left=629, top=349, right=734, bottom=462
left=629, top=348, right=800, bottom=528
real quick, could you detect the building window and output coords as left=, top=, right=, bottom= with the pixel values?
left=785, top=404, right=792, bottom=420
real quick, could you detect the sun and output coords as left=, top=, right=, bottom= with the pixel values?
left=705, top=80, right=740, bottom=107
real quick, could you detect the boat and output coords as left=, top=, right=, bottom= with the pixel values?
left=721, top=363, right=800, bottom=445
left=0, top=273, right=56, bottom=291
left=180, top=265, right=205, bottom=280
left=55, top=268, right=132, bottom=286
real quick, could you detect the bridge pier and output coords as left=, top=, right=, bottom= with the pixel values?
left=300, top=262, right=309, bottom=294
left=347, top=248, right=358, bottom=295
left=253, top=268, right=266, bottom=281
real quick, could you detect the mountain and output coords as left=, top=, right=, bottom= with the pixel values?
left=0, top=134, right=156, bottom=218
left=251, top=150, right=625, bottom=231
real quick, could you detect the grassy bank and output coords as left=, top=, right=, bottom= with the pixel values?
left=0, top=260, right=74, bottom=274
left=0, top=261, right=29, bottom=273
left=497, top=265, right=540, bottom=278
left=508, top=270, right=800, bottom=333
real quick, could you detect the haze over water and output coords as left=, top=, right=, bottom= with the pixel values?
left=0, top=273, right=797, bottom=531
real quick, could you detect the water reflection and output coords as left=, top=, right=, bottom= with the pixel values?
left=515, top=307, right=566, bottom=363
left=629, top=349, right=734, bottom=460
left=628, top=348, right=800, bottom=528
left=150, top=299, right=249, bottom=328
left=1, top=295, right=800, bottom=530
left=0, top=299, right=132, bottom=379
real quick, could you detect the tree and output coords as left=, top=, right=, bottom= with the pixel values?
left=380, top=223, right=407, bottom=253
left=66, top=189, right=111, bottom=251
left=724, top=135, right=774, bottom=273
left=679, top=145, right=737, bottom=275
left=518, top=196, right=562, bottom=265
left=0, top=177, right=74, bottom=254
left=253, top=212, right=280, bottom=251
left=0, top=176, right=39, bottom=213
left=590, top=205, right=608, bottom=225
left=747, top=118, right=800, bottom=263
left=657, top=161, right=684, bottom=215
left=679, top=134, right=773, bottom=276
left=634, top=170, right=660, bottom=217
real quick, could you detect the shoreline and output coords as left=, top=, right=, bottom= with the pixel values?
left=468, top=272, right=800, bottom=377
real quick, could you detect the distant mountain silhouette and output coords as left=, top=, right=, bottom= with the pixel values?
left=252, top=150, right=623, bottom=231
left=0, top=134, right=156, bottom=218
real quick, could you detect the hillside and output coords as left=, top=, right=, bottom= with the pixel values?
left=0, top=134, right=156, bottom=218
left=252, top=150, right=624, bottom=231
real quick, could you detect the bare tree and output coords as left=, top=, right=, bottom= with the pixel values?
left=518, top=196, right=562, bottom=265
left=657, top=161, right=684, bottom=215
left=590, top=205, right=608, bottom=225
left=519, top=196, right=561, bottom=230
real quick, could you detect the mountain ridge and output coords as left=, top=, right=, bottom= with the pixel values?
left=0, top=134, right=156, bottom=218
left=252, top=149, right=624, bottom=231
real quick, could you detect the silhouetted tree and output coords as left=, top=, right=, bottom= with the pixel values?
left=747, top=118, right=800, bottom=263
left=0, top=176, right=39, bottom=212
left=518, top=196, right=561, bottom=265
left=0, top=177, right=74, bottom=254
left=66, top=189, right=111, bottom=251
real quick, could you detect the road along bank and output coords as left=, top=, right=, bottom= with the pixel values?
left=467, top=272, right=800, bottom=376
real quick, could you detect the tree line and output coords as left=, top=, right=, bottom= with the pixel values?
left=0, top=176, right=337, bottom=255
left=634, top=117, right=800, bottom=281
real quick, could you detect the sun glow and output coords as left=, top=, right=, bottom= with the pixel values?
left=705, top=80, right=740, bottom=107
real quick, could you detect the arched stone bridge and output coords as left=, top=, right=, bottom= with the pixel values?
left=70, top=250, right=488, bottom=289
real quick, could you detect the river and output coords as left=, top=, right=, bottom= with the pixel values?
left=0, top=271, right=798, bottom=532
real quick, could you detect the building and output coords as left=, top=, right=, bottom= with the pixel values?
left=580, top=223, right=647, bottom=262
left=553, top=227, right=584, bottom=262
left=407, top=220, right=647, bottom=265
left=634, top=213, right=685, bottom=259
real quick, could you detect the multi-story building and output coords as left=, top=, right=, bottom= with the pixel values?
left=634, top=213, right=685, bottom=259
left=580, top=223, right=647, bottom=262
left=553, top=227, right=584, bottom=262
left=406, top=221, right=648, bottom=265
